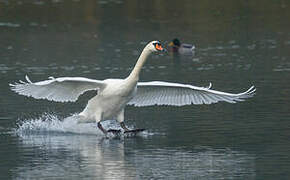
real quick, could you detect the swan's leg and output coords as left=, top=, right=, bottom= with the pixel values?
left=95, top=111, right=108, bottom=135
left=97, top=122, right=107, bottom=134
left=117, top=110, right=145, bottom=134
left=117, top=109, right=129, bottom=131
left=120, top=122, right=129, bottom=131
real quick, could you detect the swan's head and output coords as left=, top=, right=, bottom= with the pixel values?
left=146, top=41, right=164, bottom=52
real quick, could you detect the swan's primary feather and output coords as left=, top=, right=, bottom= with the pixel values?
left=128, top=81, right=256, bottom=107
left=10, top=75, right=105, bottom=102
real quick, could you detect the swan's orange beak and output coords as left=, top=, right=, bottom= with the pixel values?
left=155, top=43, right=164, bottom=51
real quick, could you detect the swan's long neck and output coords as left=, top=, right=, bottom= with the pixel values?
left=127, top=48, right=151, bottom=82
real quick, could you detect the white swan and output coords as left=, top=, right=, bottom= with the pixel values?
left=10, top=41, right=256, bottom=134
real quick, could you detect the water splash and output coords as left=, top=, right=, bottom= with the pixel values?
left=15, top=113, right=152, bottom=138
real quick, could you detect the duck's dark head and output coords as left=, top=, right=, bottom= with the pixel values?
left=168, top=38, right=181, bottom=52
left=172, top=38, right=181, bottom=47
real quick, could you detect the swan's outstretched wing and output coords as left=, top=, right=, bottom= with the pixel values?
left=10, top=75, right=106, bottom=102
left=128, top=81, right=256, bottom=107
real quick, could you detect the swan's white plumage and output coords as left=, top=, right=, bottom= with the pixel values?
left=10, top=75, right=105, bottom=102
left=128, top=81, right=255, bottom=106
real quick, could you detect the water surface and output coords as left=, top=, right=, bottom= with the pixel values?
left=1, top=0, right=290, bottom=179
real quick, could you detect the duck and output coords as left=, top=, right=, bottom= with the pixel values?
left=168, top=38, right=195, bottom=55
left=10, top=41, right=255, bottom=135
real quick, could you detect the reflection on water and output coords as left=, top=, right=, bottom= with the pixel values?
left=13, top=134, right=129, bottom=179
left=14, top=127, right=255, bottom=179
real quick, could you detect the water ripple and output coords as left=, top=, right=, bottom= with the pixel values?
left=0, top=22, right=20, bottom=28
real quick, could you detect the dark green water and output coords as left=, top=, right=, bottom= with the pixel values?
left=1, top=0, right=290, bottom=179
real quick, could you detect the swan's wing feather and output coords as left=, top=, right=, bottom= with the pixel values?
left=10, top=75, right=106, bottom=102
left=128, top=81, right=255, bottom=107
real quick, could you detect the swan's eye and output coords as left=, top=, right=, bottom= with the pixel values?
left=153, top=42, right=163, bottom=51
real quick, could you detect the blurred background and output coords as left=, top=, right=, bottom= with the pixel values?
left=1, top=0, right=290, bottom=179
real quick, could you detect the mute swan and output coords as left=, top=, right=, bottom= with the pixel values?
left=168, top=38, right=195, bottom=54
left=10, top=41, right=255, bottom=135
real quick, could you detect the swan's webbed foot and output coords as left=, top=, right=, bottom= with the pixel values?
left=98, top=122, right=145, bottom=136
left=124, top=129, right=145, bottom=134
left=98, top=122, right=121, bottom=136
left=107, top=129, right=121, bottom=134
left=120, top=122, right=145, bottom=134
